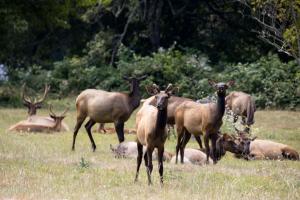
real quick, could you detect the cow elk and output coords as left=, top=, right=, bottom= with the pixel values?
left=175, top=80, right=234, bottom=164
left=225, top=91, right=256, bottom=132
left=22, top=84, right=51, bottom=116
left=9, top=105, right=69, bottom=133
left=134, top=84, right=175, bottom=185
left=72, top=75, right=147, bottom=152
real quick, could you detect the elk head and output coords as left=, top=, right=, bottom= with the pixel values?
left=208, top=80, right=235, bottom=97
left=146, top=83, right=177, bottom=110
left=122, top=75, right=147, bottom=95
left=49, top=105, right=69, bottom=130
left=22, top=84, right=51, bottom=116
left=216, top=133, right=245, bottom=157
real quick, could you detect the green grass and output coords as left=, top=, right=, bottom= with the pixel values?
left=0, top=108, right=300, bottom=199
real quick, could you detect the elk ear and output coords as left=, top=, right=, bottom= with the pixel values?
left=50, top=114, right=56, bottom=119
left=208, top=79, right=217, bottom=87
left=251, top=136, right=257, bottom=141
left=145, top=84, right=160, bottom=95
left=226, top=80, right=235, bottom=87
left=165, top=84, right=175, bottom=96
left=122, top=76, right=131, bottom=81
left=137, top=75, right=147, bottom=81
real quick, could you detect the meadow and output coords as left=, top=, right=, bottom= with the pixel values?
left=0, top=107, right=299, bottom=200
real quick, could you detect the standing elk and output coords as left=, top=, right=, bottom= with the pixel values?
left=144, top=92, right=204, bottom=148
left=22, top=84, right=51, bottom=116
left=72, top=75, right=147, bottom=152
left=134, top=84, right=175, bottom=185
left=175, top=80, right=234, bottom=164
left=225, top=91, right=256, bottom=132
left=9, top=105, right=69, bottom=133
left=235, top=131, right=299, bottom=160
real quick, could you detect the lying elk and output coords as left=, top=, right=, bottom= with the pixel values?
left=72, top=75, right=147, bottom=151
left=175, top=80, right=235, bottom=164
left=135, top=84, right=175, bottom=185
left=22, top=84, right=51, bottom=116
left=110, top=141, right=173, bottom=161
left=225, top=91, right=256, bottom=132
left=9, top=105, right=69, bottom=133
left=170, top=148, right=213, bottom=165
left=235, top=131, right=299, bottom=160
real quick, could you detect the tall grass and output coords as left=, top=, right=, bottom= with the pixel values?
left=0, top=108, right=299, bottom=199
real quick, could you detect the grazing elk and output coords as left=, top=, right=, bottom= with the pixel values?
left=235, top=131, right=299, bottom=160
left=175, top=80, right=234, bottom=164
left=72, top=75, right=147, bottom=151
left=22, top=84, right=51, bottom=116
left=110, top=141, right=173, bottom=161
left=9, top=105, right=69, bottom=133
left=225, top=91, right=256, bottom=132
left=134, top=84, right=175, bottom=185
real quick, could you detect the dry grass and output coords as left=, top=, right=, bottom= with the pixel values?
left=0, top=108, right=299, bottom=200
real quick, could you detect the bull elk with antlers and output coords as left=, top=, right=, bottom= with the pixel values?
left=9, top=105, right=69, bottom=133
left=22, top=84, right=51, bottom=116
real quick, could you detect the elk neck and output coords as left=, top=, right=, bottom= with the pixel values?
left=216, top=93, right=226, bottom=120
left=155, top=107, right=168, bottom=131
left=128, top=83, right=141, bottom=110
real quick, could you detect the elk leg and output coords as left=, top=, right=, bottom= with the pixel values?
left=204, top=134, right=210, bottom=164
left=146, top=147, right=154, bottom=185
left=194, top=135, right=203, bottom=149
left=211, top=134, right=218, bottom=164
left=114, top=121, right=125, bottom=143
left=180, top=131, right=191, bottom=163
left=175, top=133, right=184, bottom=164
left=134, top=142, right=143, bottom=182
left=85, top=119, right=96, bottom=152
left=157, top=147, right=164, bottom=185
left=72, top=117, right=85, bottom=151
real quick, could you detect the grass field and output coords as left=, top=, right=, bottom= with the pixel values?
left=0, top=107, right=299, bottom=200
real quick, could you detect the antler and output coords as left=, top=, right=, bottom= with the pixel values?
left=49, top=104, right=56, bottom=117
left=21, top=83, right=33, bottom=105
left=35, top=84, right=50, bottom=104
left=60, top=107, right=69, bottom=117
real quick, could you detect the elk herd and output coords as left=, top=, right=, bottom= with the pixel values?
left=7, top=76, right=299, bottom=185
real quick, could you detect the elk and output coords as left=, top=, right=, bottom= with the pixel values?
left=72, top=75, right=147, bottom=151
left=175, top=80, right=235, bottom=164
left=170, top=148, right=213, bottom=165
left=110, top=141, right=173, bottom=161
left=134, top=84, right=175, bottom=185
left=22, top=84, right=51, bottom=116
left=225, top=91, right=256, bottom=132
left=9, top=105, right=69, bottom=133
left=235, top=131, right=299, bottom=160
left=145, top=92, right=204, bottom=148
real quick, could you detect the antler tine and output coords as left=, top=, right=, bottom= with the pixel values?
left=165, top=83, right=173, bottom=92
left=60, top=107, right=69, bottom=117
left=21, top=83, right=32, bottom=104
left=36, top=84, right=50, bottom=104
left=49, top=104, right=56, bottom=117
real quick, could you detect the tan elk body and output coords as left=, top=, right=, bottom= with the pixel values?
left=225, top=91, right=256, bottom=131
left=175, top=80, right=234, bottom=164
left=135, top=84, right=175, bottom=185
left=72, top=76, right=147, bottom=151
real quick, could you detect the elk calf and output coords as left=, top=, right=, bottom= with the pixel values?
left=134, top=84, right=175, bottom=185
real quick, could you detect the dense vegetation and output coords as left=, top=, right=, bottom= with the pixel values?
left=0, top=0, right=299, bottom=109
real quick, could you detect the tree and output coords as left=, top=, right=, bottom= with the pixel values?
left=237, top=0, right=300, bottom=66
